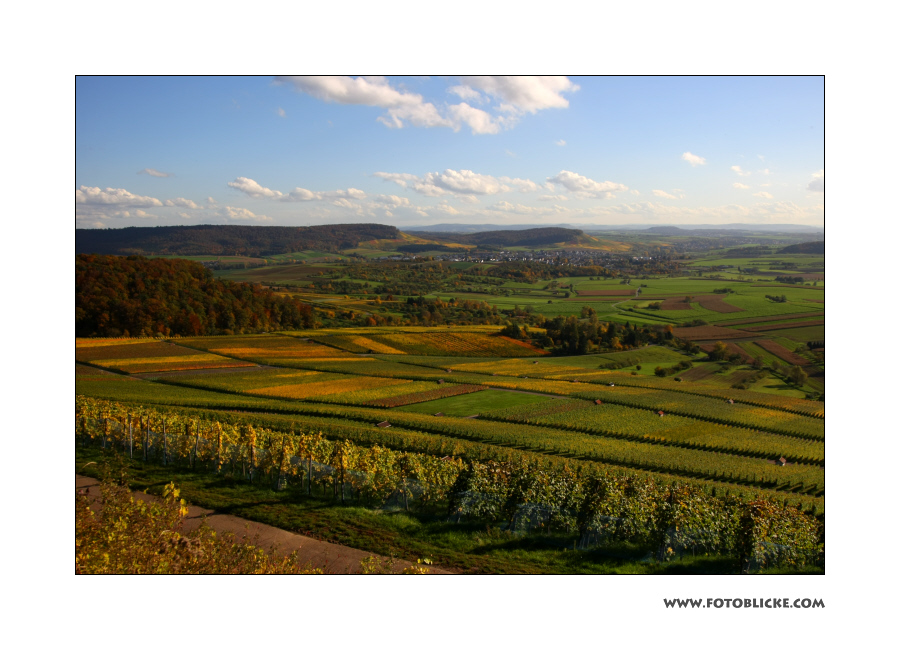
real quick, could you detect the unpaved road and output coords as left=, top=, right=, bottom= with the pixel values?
left=76, top=474, right=452, bottom=575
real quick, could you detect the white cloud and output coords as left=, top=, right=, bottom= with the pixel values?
left=372, top=172, right=419, bottom=188
left=164, top=198, right=201, bottom=209
left=447, top=102, right=502, bottom=134
left=652, top=190, right=678, bottom=199
left=759, top=168, right=771, bottom=175
left=76, top=186, right=164, bottom=208
left=375, top=169, right=524, bottom=198
left=138, top=168, right=173, bottom=178
left=448, top=85, right=483, bottom=102
left=682, top=152, right=706, bottom=166
left=807, top=170, right=824, bottom=192
left=457, top=76, right=578, bottom=113
left=429, top=169, right=507, bottom=195
left=218, top=206, right=271, bottom=222
left=555, top=139, right=566, bottom=146
left=753, top=191, right=774, bottom=199
left=547, top=170, right=628, bottom=198
left=277, top=107, right=286, bottom=117
left=228, top=177, right=366, bottom=203
left=730, top=165, right=751, bottom=176
left=537, top=194, right=569, bottom=202
left=733, top=183, right=750, bottom=189
left=206, top=197, right=217, bottom=205
left=276, top=76, right=452, bottom=130
left=277, top=76, right=576, bottom=135
left=373, top=194, right=412, bottom=208
left=227, top=177, right=283, bottom=199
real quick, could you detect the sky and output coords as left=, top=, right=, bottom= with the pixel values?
left=76, top=76, right=824, bottom=230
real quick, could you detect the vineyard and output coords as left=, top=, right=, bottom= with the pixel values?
left=76, top=396, right=823, bottom=571
left=76, top=324, right=824, bottom=573
left=309, top=331, right=548, bottom=357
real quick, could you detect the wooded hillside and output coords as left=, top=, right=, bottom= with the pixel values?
left=75, top=224, right=402, bottom=256
left=76, top=255, right=315, bottom=337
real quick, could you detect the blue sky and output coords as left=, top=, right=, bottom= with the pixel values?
left=76, top=76, right=824, bottom=229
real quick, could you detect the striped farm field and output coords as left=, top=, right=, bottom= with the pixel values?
left=590, top=372, right=824, bottom=417
left=754, top=340, right=809, bottom=365
left=363, top=332, right=547, bottom=357
left=247, top=375, right=409, bottom=400
left=718, top=311, right=825, bottom=327
left=366, top=383, right=488, bottom=407
left=697, top=341, right=754, bottom=362
left=571, top=384, right=823, bottom=438
left=178, top=334, right=356, bottom=364
left=76, top=339, right=255, bottom=373
left=672, top=326, right=754, bottom=341
left=677, top=364, right=720, bottom=382
left=756, top=325, right=825, bottom=343
left=309, top=335, right=406, bottom=354
left=738, top=319, right=825, bottom=333
left=483, top=399, right=824, bottom=463
left=156, top=367, right=327, bottom=393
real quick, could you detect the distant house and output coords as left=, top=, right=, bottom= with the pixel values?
left=377, top=421, right=391, bottom=428
left=777, top=457, right=788, bottom=466
left=658, top=411, right=665, bottom=417
left=595, top=399, right=603, bottom=405
left=609, top=383, right=615, bottom=387
left=437, top=379, right=444, bottom=384
left=727, top=399, right=734, bottom=404
left=434, top=412, right=444, bottom=417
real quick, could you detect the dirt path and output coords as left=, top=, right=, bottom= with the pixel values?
left=75, top=474, right=452, bottom=575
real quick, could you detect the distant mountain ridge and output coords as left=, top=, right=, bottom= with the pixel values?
left=75, top=224, right=402, bottom=256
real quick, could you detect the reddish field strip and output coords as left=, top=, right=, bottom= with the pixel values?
left=693, top=294, right=744, bottom=313
left=719, top=312, right=824, bottom=326
left=674, top=326, right=753, bottom=341
left=754, top=340, right=809, bottom=365
left=739, top=319, right=825, bottom=333
left=677, top=364, right=720, bottom=381
left=660, top=297, right=693, bottom=310
left=576, top=290, right=636, bottom=296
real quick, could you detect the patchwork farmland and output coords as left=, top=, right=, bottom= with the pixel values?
left=76, top=231, right=824, bottom=574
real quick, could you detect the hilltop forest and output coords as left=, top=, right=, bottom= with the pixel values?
left=75, top=223, right=402, bottom=256
left=76, top=255, right=315, bottom=337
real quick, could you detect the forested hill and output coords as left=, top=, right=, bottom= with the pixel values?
left=76, top=254, right=315, bottom=337
left=75, top=224, right=402, bottom=256
left=414, top=227, right=586, bottom=247
left=779, top=241, right=825, bottom=254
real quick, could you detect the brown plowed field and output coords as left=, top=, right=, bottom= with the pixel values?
left=740, top=319, right=825, bottom=333
left=698, top=341, right=755, bottom=362
left=677, top=364, right=720, bottom=381
left=754, top=340, right=808, bottom=365
left=674, top=326, right=754, bottom=341
left=693, top=294, right=744, bottom=313
left=660, top=296, right=694, bottom=310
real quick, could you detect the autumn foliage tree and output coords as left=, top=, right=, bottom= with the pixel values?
left=76, top=254, right=316, bottom=337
